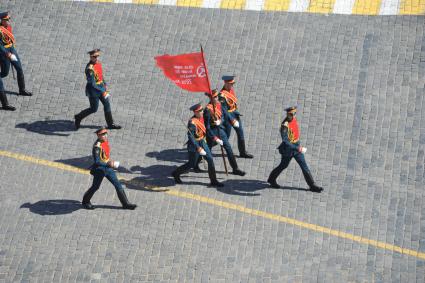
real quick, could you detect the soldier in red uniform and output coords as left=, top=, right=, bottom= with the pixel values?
left=172, top=103, right=224, bottom=187
left=219, top=75, right=253, bottom=158
left=267, top=106, right=323, bottom=192
left=82, top=127, right=136, bottom=210
left=74, top=49, right=121, bottom=130
left=204, top=90, right=245, bottom=176
left=0, top=11, right=32, bottom=97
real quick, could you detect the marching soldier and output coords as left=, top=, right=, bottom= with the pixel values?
left=219, top=75, right=253, bottom=158
left=0, top=77, right=15, bottom=110
left=82, top=127, right=136, bottom=210
left=74, top=49, right=121, bottom=130
left=172, top=103, right=224, bottom=187
left=267, top=106, right=323, bottom=192
left=204, top=89, right=245, bottom=176
left=0, top=11, right=32, bottom=96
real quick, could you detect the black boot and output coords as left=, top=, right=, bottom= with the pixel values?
left=74, top=114, right=82, bottom=130
left=238, top=139, right=253, bottom=159
left=193, top=156, right=204, bottom=173
left=172, top=170, right=183, bottom=184
left=74, top=108, right=94, bottom=130
left=82, top=189, right=95, bottom=210
left=302, top=171, right=323, bottom=193
left=17, top=73, right=32, bottom=96
left=172, top=163, right=192, bottom=184
left=116, top=190, right=137, bottom=210
left=267, top=176, right=281, bottom=188
left=228, top=154, right=245, bottom=176
left=105, top=111, right=121, bottom=129
left=232, top=168, right=246, bottom=176
left=0, top=91, right=16, bottom=111
left=19, top=90, right=32, bottom=96
left=208, top=166, right=224, bottom=187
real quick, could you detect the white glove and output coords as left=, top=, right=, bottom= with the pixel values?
left=103, top=92, right=110, bottom=99
left=113, top=161, right=120, bottom=169
left=9, top=54, right=18, bottom=62
left=216, top=139, right=223, bottom=146
left=214, top=119, right=221, bottom=126
left=233, top=121, right=240, bottom=128
left=301, top=147, right=307, bottom=154
left=199, top=149, right=207, bottom=156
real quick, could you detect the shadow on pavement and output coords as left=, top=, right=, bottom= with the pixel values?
left=216, top=180, right=311, bottom=196
left=216, top=179, right=268, bottom=196
left=280, top=186, right=311, bottom=192
left=145, top=148, right=187, bottom=164
left=16, top=119, right=99, bottom=136
left=20, top=199, right=82, bottom=215
left=124, top=164, right=177, bottom=191
left=20, top=200, right=123, bottom=215
left=55, top=155, right=93, bottom=170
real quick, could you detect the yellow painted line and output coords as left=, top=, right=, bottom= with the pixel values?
left=164, top=189, right=425, bottom=260
left=1, top=149, right=425, bottom=260
left=352, top=0, right=382, bottom=15
left=220, top=0, right=246, bottom=9
left=176, top=0, right=203, bottom=7
left=263, top=0, right=291, bottom=11
left=133, top=0, right=160, bottom=4
left=399, top=0, right=425, bottom=14
left=307, top=0, right=337, bottom=13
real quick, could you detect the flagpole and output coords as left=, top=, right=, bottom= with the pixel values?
left=200, top=45, right=228, bottom=176
left=200, top=45, right=212, bottom=95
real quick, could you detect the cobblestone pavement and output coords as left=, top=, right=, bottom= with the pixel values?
left=0, top=0, right=424, bottom=282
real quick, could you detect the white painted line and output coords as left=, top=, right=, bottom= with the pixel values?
left=159, top=0, right=177, bottom=5
left=333, top=0, right=356, bottom=14
left=288, top=0, right=309, bottom=12
left=245, top=0, right=265, bottom=11
left=202, top=0, right=222, bottom=8
left=379, top=0, right=400, bottom=15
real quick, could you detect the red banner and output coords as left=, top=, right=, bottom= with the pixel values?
left=155, top=52, right=210, bottom=93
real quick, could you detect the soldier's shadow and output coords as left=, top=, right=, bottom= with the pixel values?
left=20, top=199, right=121, bottom=215
left=216, top=180, right=310, bottom=196
left=55, top=155, right=133, bottom=174
left=145, top=148, right=187, bottom=164
left=20, top=200, right=81, bottom=215
left=55, top=156, right=93, bottom=170
left=281, top=186, right=311, bottom=192
left=15, top=119, right=96, bottom=136
left=122, top=164, right=177, bottom=191
left=217, top=179, right=269, bottom=196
